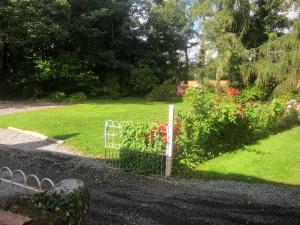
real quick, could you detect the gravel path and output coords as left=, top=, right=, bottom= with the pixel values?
left=0, top=128, right=79, bottom=155
left=0, top=101, right=64, bottom=115
left=0, top=129, right=299, bottom=225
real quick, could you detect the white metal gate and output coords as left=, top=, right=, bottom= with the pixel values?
left=104, top=105, right=174, bottom=177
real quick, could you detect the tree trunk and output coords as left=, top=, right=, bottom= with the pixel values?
left=183, top=36, right=189, bottom=83
left=199, top=17, right=206, bottom=84
left=1, top=37, right=9, bottom=83
left=111, top=21, right=114, bottom=49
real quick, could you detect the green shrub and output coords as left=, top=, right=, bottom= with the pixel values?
left=174, top=88, right=298, bottom=171
left=146, top=81, right=177, bottom=101
left=119, top=121, right=166, bottom=174
left=240, top=86, right=267, bottom=102
left=48, top=91, right=66, bottom=102
left=34, top=53, right=98, bottom=95
left=103, top=73, right=121, bottom=99
left=32, top=186, right=90, bottom=225
left=68, top=92, right=87, bottom=102
left=130, top=64, right=158, bottom=95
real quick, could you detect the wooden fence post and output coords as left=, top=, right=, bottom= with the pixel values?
left=165, top=105, right=174, bottom=177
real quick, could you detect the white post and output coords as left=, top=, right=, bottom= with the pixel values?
left=165, top=105, right=174, bottom=177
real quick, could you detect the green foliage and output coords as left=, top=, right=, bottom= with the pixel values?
left=130, top=64, right=158, bottom=95
left=241, top=21, right=300, bottom=96
left=0, top=0, right=187, bottom=98
left=175, top=88, right=299, bottom=171
left=68, top=92, right=87, bottom=103
left=33, top=187, right=90, bottom=225
left=240, top=86, right=267, bottom=102
left=191, top=0, right=293, bottom=89
left=33, top=53, right=98, bottom=95
left=119, top=121, right=165, bottom=174
left=103, top=73, right=121, bottom=99
left=146, top=81, right=178, bottom=101
left=48, top=92, right=66, bottom=102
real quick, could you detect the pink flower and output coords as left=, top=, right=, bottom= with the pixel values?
left=177, top=82, right=187, bottom=96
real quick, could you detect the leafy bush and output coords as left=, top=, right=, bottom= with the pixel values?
left=174, top=88, right=299, bottom=171
left=33, top=186, right=89, bottom=225
left=130, top=64, right=158, bottom=95
left=240, top=86, right=267, bottom=102
left=34, top=53, right=98, bottom=95
left=68, top=92, right=87, bottom=102
left=119, top=122, right=166, bottom=174
left=48, top=91, right=66, bottom=102
left=146, top=81, right=177, bottom=101
left=103, top=73, right=121, bottom=99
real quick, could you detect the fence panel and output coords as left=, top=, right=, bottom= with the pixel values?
left=104, top=105, right=174, bottom=177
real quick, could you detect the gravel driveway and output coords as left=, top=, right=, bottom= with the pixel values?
left=0, top=129, right=299, bottom=225
left=0, top=101, right=64, bottom=115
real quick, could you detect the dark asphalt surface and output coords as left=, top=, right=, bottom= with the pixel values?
left=1, top=145, right=299, bottom=225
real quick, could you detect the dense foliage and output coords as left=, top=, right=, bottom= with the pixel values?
left=119, top=121, right=166, bottom=174
left=174, top=87, right=299, bottom=172
left=192, top=0, right=299, bottom=96
left=1, top=0, right=299, bottom=99
left=0, top=0, right=186, bottom=98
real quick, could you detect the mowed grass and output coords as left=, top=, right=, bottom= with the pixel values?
left=0, top=98, right=299, bottom=184
left=192, top=126, right=300, bottom=185
left=0, top=98, right=188, bottom=156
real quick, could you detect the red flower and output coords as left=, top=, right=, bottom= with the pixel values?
left=159, top=123, right=167, bottom=133
left=221, top=87, right=240, bottom=97
left=162, top=135, right=167, bottom=142
left=228, top=87, right=240, bottom=95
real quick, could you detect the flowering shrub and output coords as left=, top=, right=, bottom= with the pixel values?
left=119, top=120, right=181, bottom=174
left=176, top=82, right=188, bottom=96
left=173, top=88, right=299, bottom=172
left=220, top=87, right=240, bottom=96
left=240, top=86, right=266, bottom=102
left=145, top=120, right=181, bottom=151
left=287, top=99, right=300, bottom=112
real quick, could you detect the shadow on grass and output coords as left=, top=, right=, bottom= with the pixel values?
left=78, top=97, right=184, bottom=106
left=52, top=133, right=80, bottom=140
left=179, top=169, right=300, bottom=187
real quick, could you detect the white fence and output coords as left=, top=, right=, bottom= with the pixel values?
left=104, top=105, right=174, bottom=177
left=0, top=167, right=55, bottom=192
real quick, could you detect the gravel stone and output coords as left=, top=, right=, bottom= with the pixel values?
left=0, top=101, right=65, bottom=115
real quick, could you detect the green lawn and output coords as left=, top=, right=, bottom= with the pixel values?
left=192, top=126, right=300, bottom=185
left=0, top=98, right=188, bottom=156
left=0, top=98, right=299, bottom=185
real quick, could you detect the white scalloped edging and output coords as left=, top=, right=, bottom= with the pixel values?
left=0, top=167, right=55, bottom=192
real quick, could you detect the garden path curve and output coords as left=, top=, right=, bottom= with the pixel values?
left=0, top=101, right=65, bottom=115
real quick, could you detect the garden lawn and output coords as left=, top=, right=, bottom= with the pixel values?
left=0, top=98, right=188, bottom=156
left=192, top=126, right=300, bottom=185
